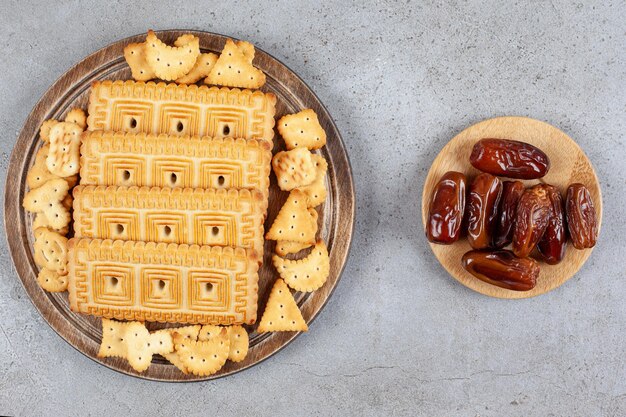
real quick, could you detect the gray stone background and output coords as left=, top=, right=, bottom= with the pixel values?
left=1, top=0, right=624, bottom=416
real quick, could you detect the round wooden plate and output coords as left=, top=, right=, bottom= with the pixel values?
left=421, top=116, right=602, bottom=299
left=4, top=30, right=355, bottom=381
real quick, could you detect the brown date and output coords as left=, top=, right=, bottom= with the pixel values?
left=467, top=173, right=502, bottom=249
left=426, top=171, right=467, bottom=244
left=470, top=138, right=550, bottom=179
left=493, top=181, right=525, bottom=248
left=566, top=183, right=598, bottom=249
left=462, top=250, right=539, bottom=291
left=512, top=185, right=550, bottom=258
left=537, top=184, right=567, bottom=264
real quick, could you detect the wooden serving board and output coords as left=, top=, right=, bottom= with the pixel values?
left=4, top=30, right=355, bottom=381
left=421, top=117, right=602, bottom=299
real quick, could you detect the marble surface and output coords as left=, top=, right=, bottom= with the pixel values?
left=1, top=1, right=625, bottom=416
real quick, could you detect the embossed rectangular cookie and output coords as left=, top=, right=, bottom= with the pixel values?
left=72, top=186, right=265, bottom=254
left=86, top=80, right=276, bottom=144
left=67, top=239, right=259, bottom=325
left=80, top=131, right=271, bottom=199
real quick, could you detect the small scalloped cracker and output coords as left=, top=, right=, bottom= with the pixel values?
left=258, top=279, right=307, bottom=332
left=275, top=240, right=312, bottom=257
left=173, top=329, right=230, bottom=376
left=176, top=53, right=218, bottom=84
left=37, top=268, right=68, bottom=292
left=33, top=212, right=69, bottom=235
left=173, top=34, right=196, bottom=47
left=98, top=319, right=174, bottom=372
left=39, top=119, right=59, bottom=143
left=47, top=122, right=82, bottom=176
left=278, top=109, right=327, bottom=150
left=23, top=179, right=70, bottom=230
left=162, top=325, right=201, bottom=373
left=27, top=145, right=56, bottom=189
left=227, top=325, right=249, bottom=362
left=198, top=325, right=249, bottom=362
left=124, top=42, right=155, bottom=81
left=272, top=148, right=317, bottom=191
left=198, top=325, right=222, bottom=342
left=273, top=240, right=330, bottom=292
left=33, top=227, right=68, bottom=273
left=98, top=318, right=128, bottom=359
left=145, top=30, right=200, bottom=81
left=206, top=39, right=266, bottom=89
left=297, top=154, right=328, bottom=207
left=266, top=190, right=317, bottom=243
left=27, top=146, right=79, bottom=190
left=236, top=41, right=255, bottom=62
left=64, top=108, right=87, bottom=130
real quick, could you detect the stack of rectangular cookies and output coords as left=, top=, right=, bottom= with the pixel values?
left=67, top=80, right=276, bottom=326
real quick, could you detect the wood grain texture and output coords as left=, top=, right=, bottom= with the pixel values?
left=4, top=30, right=355, bottom=381
left=421, top=116, right=602, bottom=299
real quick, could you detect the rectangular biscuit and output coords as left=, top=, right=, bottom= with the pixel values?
left=72, top=186, right=265, bottom=254
left=79, top=131, right=271, bottom=199
left=67, top=239, right=259, bottom=325
left=87, top=80, right=276, bottom=144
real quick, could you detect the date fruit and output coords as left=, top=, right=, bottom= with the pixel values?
left=467, top=173, right=502, bottom=249
left=470, top=138, right=550, bottom=179
left=566, top=183, right=598, bottom=249
left=512, top=185, right=550, bottom=258
left=537, top=184, right=567, bottom=264
left=462, top=250, right=539, bottom=291
left=493, top=181, right=525, bottom=248
left=426, top=171, right=467, bottom=244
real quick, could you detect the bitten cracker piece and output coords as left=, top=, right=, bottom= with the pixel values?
left=275, top=240, right=312, bottom=257
left=298, top=154, right=328, bottom=207
left=124, top=42, right=155, bottom=81
left=198, top=325, right=249, bottom=362
left=37, top=268, right=68, bottom=292
left=266, top=190, right=317, bottom=244
left=258, top=279, right=307, bottom=332
left=176, top=53, right=218, bottom=84
left=64, top=108, right=87, bottom=130
left=23, top=179, right=70, bottom=230
left=206, top=39, right=266, bottom=89
left=272, top=148, right=317, bottom=191
left=47, top=122, right=82, bottom=177
left=145, top=30, right=200, bottom=81
left=278, top=109, right=327, bottom=150
left=173, top=329, right=230, bottom=376
left=39, top=119, right=59, bottom=143
left=33, top=227, right=68, bottom=274
left=273, top=240, right=330, bottom=292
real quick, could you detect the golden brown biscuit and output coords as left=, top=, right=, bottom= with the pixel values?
left=72, top=186, right=266, bottom=254
left=67, top=239, right=259, bottom=325
left=86, top=80, right=276, bottom=144
left=79, top=131, right=271, bottom=199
